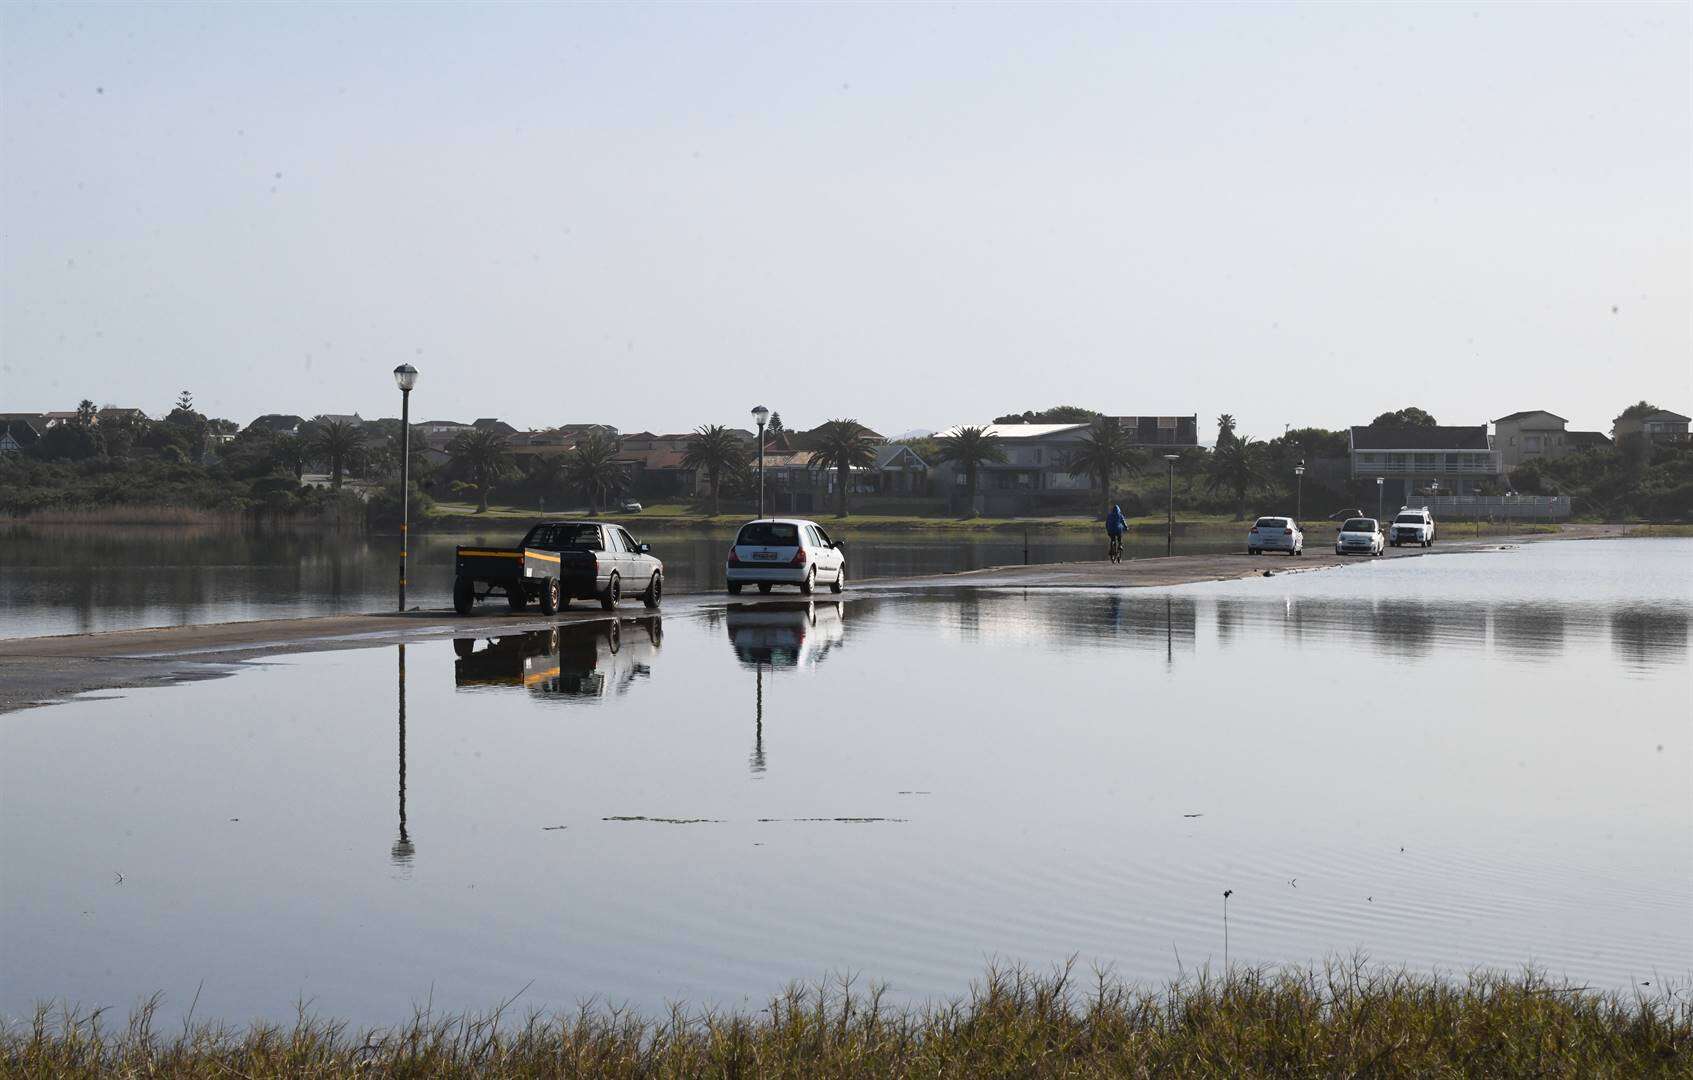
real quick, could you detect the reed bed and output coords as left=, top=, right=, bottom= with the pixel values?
left=5, top=961, right=1688, bottom=1077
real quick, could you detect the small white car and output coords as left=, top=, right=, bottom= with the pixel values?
left=725, top=518, right=847, bottom=595
left=1335, top=517, right=1386, bottom=556
left=1389, top=507, right=1436, bottom=547
left=1247, top=516, right=1303, bottom=556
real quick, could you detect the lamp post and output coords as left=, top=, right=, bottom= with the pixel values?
left=1294, top=462, right=1306, bottom=525
left=393, top=364, right=419, bottom=611
left=1163, top=453, right=1180, bottom=556
left=751, top=405, right=770, bottom=518
left=1375, top=476, right=1384, bottom=522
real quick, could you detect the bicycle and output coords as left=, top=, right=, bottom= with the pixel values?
left=1107, top=535, right=1124, bottom=563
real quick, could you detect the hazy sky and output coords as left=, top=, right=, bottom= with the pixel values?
left=2, top=2, right=1687, bottom=441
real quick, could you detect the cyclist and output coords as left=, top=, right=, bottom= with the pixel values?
left=1105, top=503, right=1128, bottom=563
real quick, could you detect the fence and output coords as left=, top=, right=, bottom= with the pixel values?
left=1416, top=494, right=1571, bottom=521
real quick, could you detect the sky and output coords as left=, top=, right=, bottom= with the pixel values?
left=2, top=2, right=1687, bottom=442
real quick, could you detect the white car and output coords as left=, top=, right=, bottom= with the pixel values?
left=725, top=518, right=847, bottom=595
left=1335, top=517, right=1385, bottom=556
left=1389, top=507, right=1436, bottom=547
left=1247, top=516, right=1303, bottom=556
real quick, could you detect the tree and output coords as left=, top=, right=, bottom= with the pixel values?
left=768, top=412, right=785, bottom=437
left=308, top=417, right=363, bottom=490
left=271, top=433, right=307, bottom=482
left=1215, top=414, right=1237, bottom=448
left=1206, top=437, right=1267, bottom=520
left=1370, top=406, right=1437, bottom=428
left=994, top=405, right=1100, bottom=425
left=564, top=430, right=626, bottom=515
left=1065, top=420, right=1143, bottom=512
left=75, top=400, right=98, bottom=428
left=933, top=426, right=1007, bottom=513
left=447, top=427, right=514, bottom=512
left=683, top=424, right=747, bottom=515
left=176, top=390, right=194, bottom=413
left=808, top=418, right=879, bottom=518
left=1616, top=400, right=1662, bottom=422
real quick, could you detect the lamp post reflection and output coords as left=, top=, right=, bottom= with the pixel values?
left=392, top=643, right=414, bottom=869
left=750, top=662, right=767, bottom=777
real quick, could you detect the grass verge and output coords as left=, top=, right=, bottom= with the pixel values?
left=1626, top=523, right=1693, bottom=537
left=6, top=962, right=1687, bottom=1077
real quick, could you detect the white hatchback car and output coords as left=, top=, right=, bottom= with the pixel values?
left=1247, top=516, right=1303, bottom=556
left=725, top=518, right=847, bottom=595
left=1334, top=517, right=1386, bottom=556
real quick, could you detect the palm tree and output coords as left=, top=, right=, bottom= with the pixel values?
left=565, top=431, right=626, bottom=515
left=446, top=427, right=513, bottom=512
left=1065, top=420, right=1143, bottom=513
left=1215, top=414, right=1237, bottom=448
left=934, top=426, right=1006, bottom=514
left=808, top=418, right=879, bottom=518
left=1205, top=436, right=1265, bottom=520
left=308, top=417, right=363, bottom=490
left=683, top=424, right=747, bottom=515
left=524, top=452, right=568, bottom=508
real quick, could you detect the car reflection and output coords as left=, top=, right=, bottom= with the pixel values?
left=724, top=601, right=845, bottom=669
left=452, top=617, right=662, bottom=701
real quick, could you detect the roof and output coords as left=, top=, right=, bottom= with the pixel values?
left=1615, top=409, right=1691, bottom=424
left=1493, top=410, right=1567, bottom=425
left=874, top=444, right=928, bottom=469
left=934, top=423, right=1089, bottom=440
left=1566, top=430, right=1612, bottom=448
left=1349, top=425, right=1490, bottom=451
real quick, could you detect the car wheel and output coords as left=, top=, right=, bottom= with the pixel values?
left=643, top=572, right=662, bottom=609
left=507, top=587, right=528, bottom=612
left=757, top=583, right=773, bottom=594
left=799, top=567, right=816, bottom=595
left=453, top=578, right=476, bottom=615
left=727, top=581, right=742, bottom=595
left=538, top=577, right=560, bottom=616
left=600, top=572, right=620, bottom=611
left=830, top=565, right=846, bottom=593
left=452, top=637, right=475, bottom=658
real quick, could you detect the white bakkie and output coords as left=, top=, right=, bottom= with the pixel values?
left=725, top=518, right=847, bottom=596
left=1389, top=506, right=1437, bottom=548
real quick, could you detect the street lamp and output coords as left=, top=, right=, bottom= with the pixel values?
left=1163, top=453, right=1180, bottom=556
left=751, top=405, right=770, bottom=518
left=1375, top=476, right=1384, bottom=522
left=393, top=363, right=419, bottom=611
left=1294, top=461, right=1306, bottom=524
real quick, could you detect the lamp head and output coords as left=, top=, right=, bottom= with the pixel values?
left=751, top=405, right=769, bottom=426
left=393, top=363, right=419, bottom=392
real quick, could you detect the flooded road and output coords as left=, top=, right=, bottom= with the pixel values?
left=2, top=539, right=1687, bottom=1025
left=0, top=523, right=1231, bottom=639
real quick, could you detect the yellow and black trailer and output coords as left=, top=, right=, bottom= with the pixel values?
left=452, top=543, right=568, bottom=615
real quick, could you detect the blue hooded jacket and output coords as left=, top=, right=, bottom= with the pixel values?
left=1105, top=505, right=1127, bottom=537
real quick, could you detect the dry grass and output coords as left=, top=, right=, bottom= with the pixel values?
left=5, top=961, right=1687, bottom=1077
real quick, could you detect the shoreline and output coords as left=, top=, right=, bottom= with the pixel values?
left=0, top=524, right=1637, bottom=713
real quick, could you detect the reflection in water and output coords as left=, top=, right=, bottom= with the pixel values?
left=1491, top=603, right=1567, bottom=659
left=750, top=665, right=766, bottom=778
left=1610, top=605, right=1691, bottom=671
left=724, top=602, right=846, bottom=669
left=452, top=618, right=663, bottom=701
left=392, top=643, right=414, bottom=870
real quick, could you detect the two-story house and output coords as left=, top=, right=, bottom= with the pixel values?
left=1494, top=410, right=1615, bottom=473
left=1613, top=409, right=1690, bottom=444
left=1348, top=424, right=1502, bottom=504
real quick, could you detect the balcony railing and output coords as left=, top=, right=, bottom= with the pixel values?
left=1352, top=454, right=1500, bottom=475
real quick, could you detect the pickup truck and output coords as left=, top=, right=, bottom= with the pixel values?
left=453, top=520, right=664, bottom=616
left=1388, top=507, right=1436, bottom=548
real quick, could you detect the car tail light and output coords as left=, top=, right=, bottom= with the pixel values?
left=790, top=547, right=807, bottom=566
left=727, top=548, right=741, bottom=566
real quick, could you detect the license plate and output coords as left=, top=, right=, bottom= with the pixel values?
left=752, top=551, right=777, bottom=560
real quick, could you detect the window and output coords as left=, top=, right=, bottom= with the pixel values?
left=526, top=524, right=602, bottom=550
left=616, top=528, right=640, bottom=552
left=737, top=522, right=799, bottom=545
left=814, top=525, right=833, bottom=546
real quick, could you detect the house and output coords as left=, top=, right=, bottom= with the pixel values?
left=1613, top=409, right=1690, bottom=444
left=930, top=423, right=1100, bottom=513
left=872, top=444, right=930, bottom=496
left=1566, top=431, right=1613, bottom=451
left=96, top=407, right=149, bottom=425
left=1348, top=424, right=1501, bottom=502
left=1493, top=411, right=1572, bottom=471
left=1104, top=415, right=1200, bottom=448
left=472, top=418, right=518, bottom=436
left=0, top=419, right=42, bottom=454
left=315, top=412, right=364, bottom=427
left=248, top=413, right=305, bottom=434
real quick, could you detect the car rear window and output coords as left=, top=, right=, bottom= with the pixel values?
left=738, top=522, right=800, bottom=546
left=1255, top=518, right=1286, bottom=529
left=526, top=524, right=602, bottom=549
left=1342, top=519, right=1376, bottom=532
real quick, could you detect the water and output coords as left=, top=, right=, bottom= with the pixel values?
left=0, top=523, right=1228, bottom=639
left=2, top=539, right=1688, bottom=1025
